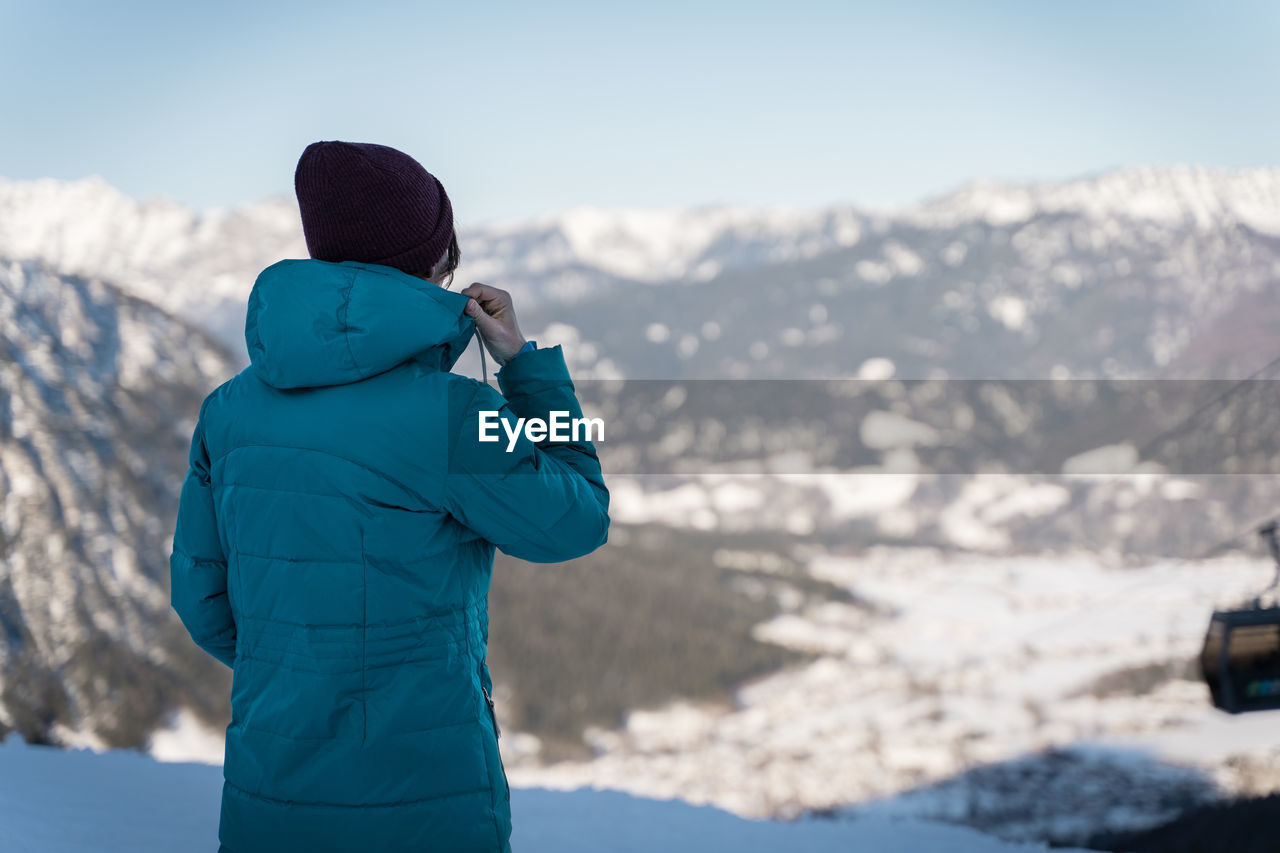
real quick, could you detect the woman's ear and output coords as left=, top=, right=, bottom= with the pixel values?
left=431, top=232, right=459, bottom=290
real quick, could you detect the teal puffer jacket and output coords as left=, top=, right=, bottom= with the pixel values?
left=169, top=259, right=610, bottom=852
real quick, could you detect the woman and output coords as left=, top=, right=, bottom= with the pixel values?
left=169, top=140, right=610, bottom=852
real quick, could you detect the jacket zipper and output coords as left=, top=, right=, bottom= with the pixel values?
left=481, top=682, right=501, bottom=740
left=479, top=662, right=510, bottom=803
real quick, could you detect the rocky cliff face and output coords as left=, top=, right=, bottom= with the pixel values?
left=0, top=258, right=236, bottom=748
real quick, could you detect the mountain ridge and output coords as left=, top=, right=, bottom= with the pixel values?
left=4, top=165, right=1278, bottom=363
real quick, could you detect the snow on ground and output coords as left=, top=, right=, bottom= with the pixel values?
left=0, top=735, right=1085, bottom=853
left=147, top=707, right=226, bottom=765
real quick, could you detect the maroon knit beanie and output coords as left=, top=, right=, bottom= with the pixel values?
left=294, top=141, right=454, bottom=276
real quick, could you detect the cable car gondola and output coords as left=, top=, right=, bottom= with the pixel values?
left=1200, top=521, right=1280, bottom=713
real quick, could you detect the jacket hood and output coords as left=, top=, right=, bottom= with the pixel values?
left=245, top=259, right=476, bottom=390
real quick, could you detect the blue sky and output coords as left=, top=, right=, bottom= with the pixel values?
left=2, top=0, right=1277, bottom=224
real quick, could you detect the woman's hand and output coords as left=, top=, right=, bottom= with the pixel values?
left=460, top=283, right=529, bottom=366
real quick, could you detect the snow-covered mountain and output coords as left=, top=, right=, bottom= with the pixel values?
left=0, top=177, right=303, bottom=356
left=6, top=166, right=1279, bottom=379
left=907, top=166, right=1280, bottom=234
left=523, top=166, right=1280, bottom=381
left=5, top=167, right=1280, bottom=848
left=0, top=259, right=235, bottom=749
left=0, top=176, right=864, bottom=355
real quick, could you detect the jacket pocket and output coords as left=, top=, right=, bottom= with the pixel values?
left=479, top=660, right=510, bottom=802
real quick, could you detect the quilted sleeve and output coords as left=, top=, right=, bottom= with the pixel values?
left=169, top=399, right=237, bottom=668
left=443, top=345, right=610, bottom=563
